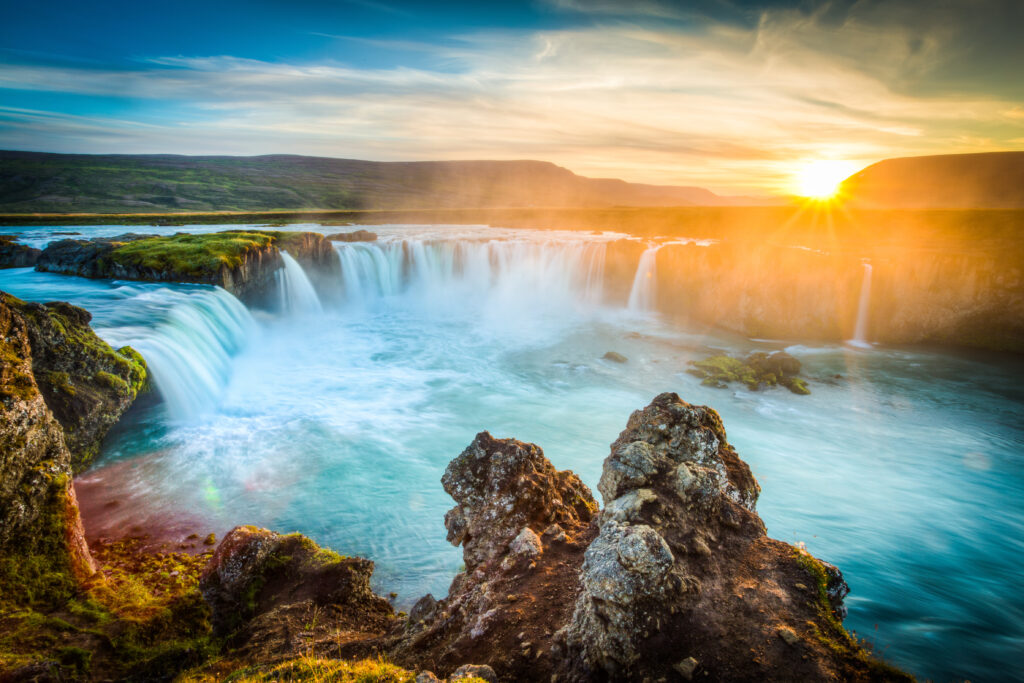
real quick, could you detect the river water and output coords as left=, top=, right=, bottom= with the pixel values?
left=1, top=224, right=1021, bottom=682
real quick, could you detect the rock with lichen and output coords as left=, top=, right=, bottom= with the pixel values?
left=441, top=431, right=597, bottom=570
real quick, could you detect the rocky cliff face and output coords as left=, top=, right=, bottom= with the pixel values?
left=391, top=394, right=908, bottom=682
left=35, top=230, right=340, bottom=306
left=14, top=299, right=147, bottom=471
left=600, top=239, right=1024, bottom=352
left=0, top=294, right=100, bottom=579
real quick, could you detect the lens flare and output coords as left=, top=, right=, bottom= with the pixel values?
left=794, top=160, right=859, bottom=199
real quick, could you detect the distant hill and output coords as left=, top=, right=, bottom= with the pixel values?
left=0, top=151, right=764, bottom=213
left=840, top=151, right=1024, bottom=208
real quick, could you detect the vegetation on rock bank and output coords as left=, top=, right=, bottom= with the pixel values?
left=687, top=350, right=811, bottom=394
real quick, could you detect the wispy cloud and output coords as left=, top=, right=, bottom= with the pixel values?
left=1, top=9, right=1022, bottom=193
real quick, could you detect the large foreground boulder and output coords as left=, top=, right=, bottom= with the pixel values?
left=392, top=394, right=909, bottom=682
left=200, top=526, right=395, bottom=661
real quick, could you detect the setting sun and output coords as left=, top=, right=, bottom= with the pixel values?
left=794, top=160, right=860, bottom=199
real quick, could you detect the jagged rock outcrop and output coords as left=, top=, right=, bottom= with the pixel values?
left=34, top=230, right=340, bottom=306
left=392, top=395, right=908, bottom=682
left=389, top=432, right=598, bottom=679
left=0, top=235, right=41, bottom=268
left=442, top=431, right=598, bottom=570
left=0, top=294, right=103, bottom=578
left=200, top=526, right=395, bottom=661
left=13, top=298, right=148, bottom=471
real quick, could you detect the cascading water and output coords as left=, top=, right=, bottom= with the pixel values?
left=276, top=252, right=323, bottom=315
left=850, top=262, right=873, bottom=347
left=627, top=244, right=660, bottom=312
left=332, top=238, right=607, bottom=313
left=100, top=287, right=256, bottom=420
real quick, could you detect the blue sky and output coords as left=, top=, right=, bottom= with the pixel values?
left=2, top=0, right=1022, bottom=193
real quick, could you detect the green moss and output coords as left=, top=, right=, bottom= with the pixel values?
left=179, top=656, right=468, bottom=683
left=688, top=352, right=811, bottom=395
left=109, top=231, right=278, bottom=277
left=95, top=370, right=129, bottom=394
left=44, top=370, right=75, bottom=396
left=793, top=550, right=912, bottom=681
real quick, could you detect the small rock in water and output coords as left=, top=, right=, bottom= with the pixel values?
left=203, top=533, right=217, bottom=546
left=603, top=351, right=628, bottom=363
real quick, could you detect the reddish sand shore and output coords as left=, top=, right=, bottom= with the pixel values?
left=75, top=455, right=223, bottom=555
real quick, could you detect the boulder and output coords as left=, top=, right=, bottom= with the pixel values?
left=200, top=526, right=394, bottom=658
left=602, top=351, right=628, bottom=363
left=0, top=293, right=103, bottom=578
left=0, top=235, right=41, bottom=269
left=388, top=432, right=598, bottom=680
left=12, top=298, right=147, bottom=471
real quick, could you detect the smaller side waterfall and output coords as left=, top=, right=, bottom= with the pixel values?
left=102, top=287, right=257, bottom=420
left=850, top=262, right=873, bottom=347
left=276, top=252, right=323, bottom=315
left=627, top=244, right=661, bottom=312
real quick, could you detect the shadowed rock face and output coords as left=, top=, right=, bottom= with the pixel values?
left=15, top=299, right=147, bottom=472
left=0, top=235, right=41, bottom=269
left=200, top=526, right=395, bottom=660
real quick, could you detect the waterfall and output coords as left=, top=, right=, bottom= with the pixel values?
left=627, top=245, right=660, bottom=312
left=276, top=252, right=323, bottom=315
left=331, top=239, right=607, bottom=312
left=100, top=287, right=256, bottom=420
left=850, top=262, right=873, bottom=347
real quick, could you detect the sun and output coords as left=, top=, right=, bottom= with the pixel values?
left=793, top=160, right=859, bottom=199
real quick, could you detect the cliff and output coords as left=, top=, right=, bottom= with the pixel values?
left=34, top=230, right=339, bottom=305
left=600, top=238, right=1024, bottom=352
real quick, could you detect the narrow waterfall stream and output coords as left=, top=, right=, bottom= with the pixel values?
left=0, top=224, right=1021, bottom=683
left=627, top=244, right=660, bottom=312
left=850, top=262, right=873, bottom=347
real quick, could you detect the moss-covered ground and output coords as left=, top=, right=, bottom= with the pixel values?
left=108, top=232, right=279, bottom=277
left=0, top=534, right=216, bottom=681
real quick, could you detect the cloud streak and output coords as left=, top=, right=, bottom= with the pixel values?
left=1, top=8, right=1022, bottom=194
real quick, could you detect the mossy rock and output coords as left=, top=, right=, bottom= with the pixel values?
left=688, top=351, right=810, bottom=395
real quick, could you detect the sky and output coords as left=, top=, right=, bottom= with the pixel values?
left=1, top=0, right=1023, bottom=195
